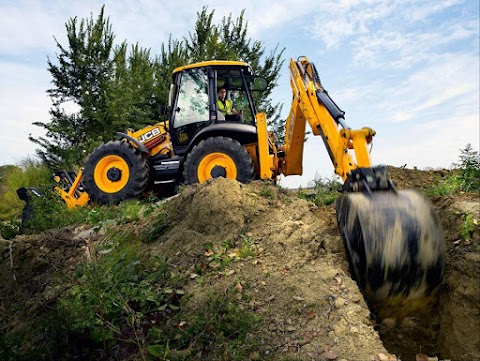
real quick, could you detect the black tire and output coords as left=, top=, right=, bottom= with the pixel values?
left=83, top=140, right=150, bottom=205
left=183, top=137, right=254, bottom=184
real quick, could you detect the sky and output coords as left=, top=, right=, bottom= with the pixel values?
left=0, top=0, right=478, bottom=188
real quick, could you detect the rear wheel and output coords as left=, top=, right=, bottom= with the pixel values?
left=83, top=140, right=150, bottom=205
left=336, top=190, right=445, bottom=318
left=183, top=137, right=254, bottom=184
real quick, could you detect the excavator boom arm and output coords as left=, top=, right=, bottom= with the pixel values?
left=282, top=57, right=374, bottom=181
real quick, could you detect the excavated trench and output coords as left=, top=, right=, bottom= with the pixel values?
left=373, top=170, right=480, bottom=361
left=376, top=219, right=480, bottom=361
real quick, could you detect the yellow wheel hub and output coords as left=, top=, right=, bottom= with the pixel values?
left=93, top=155, right=130, bottom=193
left=197, top=152, right=237, bottom=183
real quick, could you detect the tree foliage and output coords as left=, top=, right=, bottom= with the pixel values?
left=30, top=6, right=285, bottom=169
left=457, top=143, right=480, bottom=191
left=30, top=6, right=115, bottom=168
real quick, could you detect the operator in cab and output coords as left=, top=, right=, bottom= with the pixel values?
left=217, top=87, right=242, bottom=121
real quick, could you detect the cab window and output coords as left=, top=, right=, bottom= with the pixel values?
left=227, top=89, right=253, bottom=123
left=174, top=68, right=208, bottom=128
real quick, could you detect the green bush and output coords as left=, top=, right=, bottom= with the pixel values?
left=0, top=159, right=52, bottom=221
left=460, top=212, right=478, bottom=241
left=298, top=174, right=341, bottom=206
left=21, top=189, right=89, bottom=233
left=423, top=173, right=464, bottom=198
left=457, top=143, right=480, bottom=192
left=147, top=289, right=261, bottom=360
left=182, top=292, right=260, bottom=358
left=424, top=144, right=480, bottom=197
left=61, top=240, right=180, bottom=358
left=139, top=211, right=170, bottom=243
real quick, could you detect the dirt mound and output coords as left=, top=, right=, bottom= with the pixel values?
left=387, top=165, right=451, bottom=190
left=0, top=227, right=96, bottom=355
left=1, top=168, right=478, bottom=360
left=151, top=178, right=387, bottom=359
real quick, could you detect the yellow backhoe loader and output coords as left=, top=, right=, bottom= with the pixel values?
left=50, top=56, right=445, bottom=317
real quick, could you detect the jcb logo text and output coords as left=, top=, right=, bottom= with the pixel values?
left=138, top=128, right=161, bottom=143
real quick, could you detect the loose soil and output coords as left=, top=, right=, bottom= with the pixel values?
left=1, top=167, right=479, bottom=360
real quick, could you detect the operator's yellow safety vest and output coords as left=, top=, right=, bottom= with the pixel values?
left=217, top=99, right=233, bottom=115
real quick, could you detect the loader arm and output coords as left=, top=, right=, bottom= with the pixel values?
left=283, top=56, right=374, bottom=182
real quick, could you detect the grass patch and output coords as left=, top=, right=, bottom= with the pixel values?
left=59, top=238, right=182, bottom=360
left=424, top=144, right=479, bottom=197
left=423, top=173, right=465, bottom=198
left=298, top=175, right=341, bottom=206
left=139, top=209, right=170, bottom=243
left=459, top=212, right=478, bottom=242
left=259, top=185, right=275, bottom=200
left=147, top=289, right=261, bottom=360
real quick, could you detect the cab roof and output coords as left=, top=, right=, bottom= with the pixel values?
left=173, top=60, right=251, bottom=74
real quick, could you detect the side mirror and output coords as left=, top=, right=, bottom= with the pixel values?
left=251, top=76, right=268, bottom=91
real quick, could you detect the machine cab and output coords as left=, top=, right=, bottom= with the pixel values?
left=166, top=61, right=267, bottom=154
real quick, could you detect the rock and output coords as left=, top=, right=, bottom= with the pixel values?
left=41, top=246, right=51, bottom=254
left=268, top=323, right=277, bottom=331
left=334, top=297, right=346, bottom=309
left=324, top=350, right=338, bottom=360
left=45, top=286, right=59, bottom=302
left=73, top=228, right=96, bottom=240
left=249, top=351, right=261, bottom=360
left=266, top=295, right=276, bottom=302
left=234, top=282, right=243, bottom=293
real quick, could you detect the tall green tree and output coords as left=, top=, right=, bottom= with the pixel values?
left=107, top=43, right=163, bottom=131
left=30, top=6, right=115, bottom=168
left=30, top=7, right=162, bottom=169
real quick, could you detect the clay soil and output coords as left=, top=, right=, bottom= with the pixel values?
left=1, top=167, right=479, bottom=361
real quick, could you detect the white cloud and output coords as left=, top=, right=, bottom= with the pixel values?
left=405, top=0, right=464, bottom=22
left=352, top=20, right=478, bottom=69
left=378, top=52, right=479, bottom=123
left=310, top=0, right=469, bottom=52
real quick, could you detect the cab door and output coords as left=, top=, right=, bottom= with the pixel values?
left=170, top=67, right=210, bottom=151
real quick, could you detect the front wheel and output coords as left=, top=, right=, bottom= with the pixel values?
left=183, top=137, right=254, bottom=184
left=83, top=140, right=150, bottom=205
